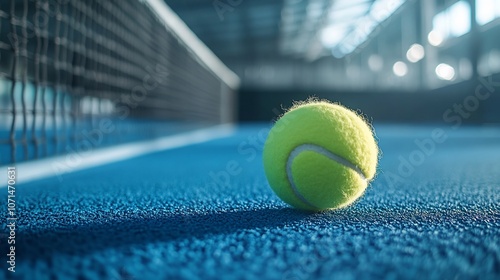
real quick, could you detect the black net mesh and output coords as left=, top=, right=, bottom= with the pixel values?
left=0, top=0, right=236, bottom=164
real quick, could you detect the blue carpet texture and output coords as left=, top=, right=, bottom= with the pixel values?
left=1, top=124, right=499, bottom=280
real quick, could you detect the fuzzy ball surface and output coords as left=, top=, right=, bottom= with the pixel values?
left=263, top=101, right=379, bottom=211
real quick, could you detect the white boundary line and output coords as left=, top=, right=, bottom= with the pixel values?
left=0, top=124, right=235, bottom=186
left=143, top=0, right=240, bottom=89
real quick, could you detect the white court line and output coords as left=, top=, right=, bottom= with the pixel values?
left=0, top=124, right=235, bottom=186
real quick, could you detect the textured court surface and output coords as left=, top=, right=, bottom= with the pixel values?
left=2, top=124, right=500, bottom=280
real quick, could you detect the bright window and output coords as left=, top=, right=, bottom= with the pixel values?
left=432, top=1, right=471, bottom=41
left=449, top=1, right=471, bottom=37
left=432, top=12, right=449, bottom=39
left=476, top=0, right=500, bottom=25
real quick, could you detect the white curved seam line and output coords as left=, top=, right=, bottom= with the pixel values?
left=286, top=144, right=367, bottom=208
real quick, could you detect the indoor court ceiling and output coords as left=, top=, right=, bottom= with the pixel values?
left=165, top=0, right=384, bottom=62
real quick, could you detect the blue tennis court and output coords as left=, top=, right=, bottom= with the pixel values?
left=5, top=124, right=499, bottom=279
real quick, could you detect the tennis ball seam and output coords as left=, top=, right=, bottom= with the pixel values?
left=285, top=143, right=368, bottom=209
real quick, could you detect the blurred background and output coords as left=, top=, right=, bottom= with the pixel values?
left=0, top=0, right=499, bottom=164
left=166, top=0, right=500, bottom=122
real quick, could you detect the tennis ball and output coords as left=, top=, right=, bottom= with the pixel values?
left=263, top=101, right=378, bottom=211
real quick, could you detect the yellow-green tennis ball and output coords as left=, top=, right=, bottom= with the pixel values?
left=263, top=101, right=379, bottom=211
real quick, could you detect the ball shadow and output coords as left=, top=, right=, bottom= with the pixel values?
left=17, top=207, right=310, bottom=259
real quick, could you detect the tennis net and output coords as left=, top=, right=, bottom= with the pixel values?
left=0, top=0, right=239, bottom=165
